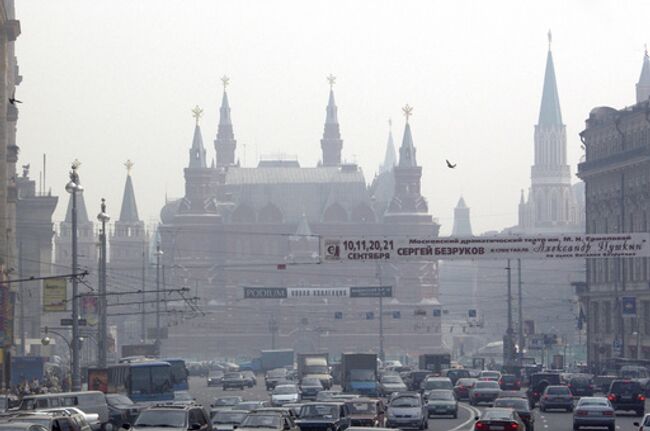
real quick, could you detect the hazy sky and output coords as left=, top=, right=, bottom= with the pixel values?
left=14, top=1, right=650, bottom=235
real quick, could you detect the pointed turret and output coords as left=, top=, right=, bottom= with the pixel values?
left=215, top=76, right=237, bottom=167
left=538, top=32, right=563, bottom=127
left=452, top=196, right=473, bottom=236
left=188, top=105, right=207, bottom=168
left=295, top=212, right=312, bottom=236
left=379, top=119, right=397, bottom=174
left=321, top=74, right=343, bottom=166
left=398, top=105, right=417, bottom=167
left=637, top=46, right=650, bottom=103
left=119, top=160, right=140, bottom=222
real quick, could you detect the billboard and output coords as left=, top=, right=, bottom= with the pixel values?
left=42, top=278, right=67, bottom=312
left=243, top=286, right=393, bottom=299
left=321, top=233, right=650, bottom=263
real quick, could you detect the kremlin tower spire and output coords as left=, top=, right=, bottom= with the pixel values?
left=637, top=44, right=650, bottom=103
left=379, top=118, right=396, bottom=174
left=215, top=75, right=237, bottom=168
left=188, top=105, right=207, bottom=168
left=321, top=74, right=343, bottom=166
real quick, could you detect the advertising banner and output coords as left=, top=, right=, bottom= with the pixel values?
left=42, top=278, right=67, bottom=312
left=243, top=286, right=393, bottom=299
left=321, top=233, right=650, bottom=263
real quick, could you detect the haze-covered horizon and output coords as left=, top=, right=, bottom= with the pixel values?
left=14, top=1, right=650, bottom=235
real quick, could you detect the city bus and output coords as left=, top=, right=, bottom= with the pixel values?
left=89, top=361, right=174, bottom=402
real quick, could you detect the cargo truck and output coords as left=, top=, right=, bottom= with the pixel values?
left=260, top=349, right=294, bottom=371
left=297, top=353, right=332, bottom=389
left=341, top=353, right=378, bottom=396
left=418, top=353, right=451, bottom=375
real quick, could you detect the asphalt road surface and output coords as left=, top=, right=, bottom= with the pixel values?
left=187, top=376, right=649, bottom=430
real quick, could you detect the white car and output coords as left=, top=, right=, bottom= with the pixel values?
left=635, top=413, right=650, bottom=430
left=271, top=384, right=301, bottom=406
left=39, top=407, right=101, bottom=430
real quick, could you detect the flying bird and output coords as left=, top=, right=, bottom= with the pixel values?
left=446, top=159, right=456, bottom=169
left=8, top=91, right=21, bottom=105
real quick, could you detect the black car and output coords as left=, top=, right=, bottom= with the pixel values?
left=494, top=397, right=534, bottom=431
left=442, top=369, right=470, bottom=386
left=106, top=393, right=142, bottom=428
left=223, top=372, right=247, bottom=391
left=403, top=371, right=431, bottom=392
left=126, top=404, right=213, bottom=431
left=568, top=376, right=594, bottom=397
left=300, top=377, right=324, bottom=400
left=526, top=372, right=561, bottom=408
left=499, top=374, right=521, bottom=391
left=296, top=402, right=351, bottom=431
left=266, top=369, right=289, bottom=391
left=207, top=371, right=225, bottom=387
left=607, top=379, right=645, bottom=416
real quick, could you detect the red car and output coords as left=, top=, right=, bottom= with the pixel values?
left=474, top=408, right=525, bottom=431
left=454, top=378, right=477, bottom=400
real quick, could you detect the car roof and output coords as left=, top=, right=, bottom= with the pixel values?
left=300, top=402, right=345, bottom=406
left=213, top=410, right=249, bottom=414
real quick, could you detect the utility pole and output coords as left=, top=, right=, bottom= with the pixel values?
left=517, top=259, right=524, bottom=363
left=18, top=241, right=24, bottom=356
left=141, top=243, right=146, bottom=342
left=504, top=259, right=514, bottom=367
left=154, top=244, right=163, bottom=352
left=65, top=161, right=82, bottom=391
left=376, top=263, right=385, bottom=361
left=269, top=315, right=278, bottom=349
left=96, top=199, right=110, bottom=368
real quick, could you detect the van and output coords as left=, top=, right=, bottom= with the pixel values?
left=19, top=391, right=109, bottom=427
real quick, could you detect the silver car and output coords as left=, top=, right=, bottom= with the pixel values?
left=469, top=380, right=501, bottom=406
left=573, top=397, right=615, bottom=431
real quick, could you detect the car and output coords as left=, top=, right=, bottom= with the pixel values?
left=0, top=423, right=48, bottom=431
left=539, top=385, right=573, bottom=412
left=345, top=398, right=386, bottom=427
left=385, top=392, right=427, bottom=430
left=266, top=369, right=289, bottom=391
left=7, top=411, right=89, bottom=431
left=442, top=369, right=471, bottom=386
left=38, top=408, right=100, bottom=431
left=105, top=394, right=142, bottom=429
left=300, top=377, right=324, bottom=401
left=497, top=391, right=528, bottom=399
left=222, top=373, right=247, bottom=391
left=174, top=391, right=196, bottom=406
left=272, top=384, right=302, bottom=406
left=211, top=397, right=244, bottom=411
left=237, top=412, right=299, bottom=431
left=453, top=378, right=477, bottom=401
left=378, top=375, right=407, bottom=396
left=207, top=371, right=225, bottom=387
left=478, top=371, right=502, bottom=382
left=568, top=376, right=594, bottom=397
left=236, top=401, right=271, bottom=412
left=469, top=380, right=501, bottom=406
left=424, top=389, right=457, bottom=419
left=473, top=408, right=525, bottom=431
left=420, top=377, right=453, bottom=392
left=253, top=407, right=299, bottom=422
left=403, top=371, right=432, bottom=392
left=125, top=404, right=212, bottom=431
left=210, top=410, right=248, bottom=431
left=296, top=402, right=351, bottom=431
left=330, top=394, right=360, bottom=401
left=242, top=371, right=257, bottom=388
left=572, top=397, right=614, bottom=431
left=634, top=413, right=650, bottom=430
left=607, top=379, right=646, bottom=416
left=526, top=372, right=561, bottom=408
left=493, top=398, right=534, bottom=431
left=499, top=374, right=521, bottom=391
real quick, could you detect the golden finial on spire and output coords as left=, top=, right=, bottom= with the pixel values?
left=221, top=75, right=230, bottom=89
left=71, top=159, right=81, bottom=170
left=547, top=29, right=552, bottom=51
left=124, top=159, right=134, bottom=175
left=327, top=74, right=336, bottom=89
left=191, top=105, right=203, bottom=125
left=402, top=104, right=413, bottom=123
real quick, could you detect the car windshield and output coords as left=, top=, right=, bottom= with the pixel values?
left=577, top=398, right=608, bottom=407
left=175, top=392, right=193, bottom=401
left=135, top=410, right=186, bottom=428
left=475, top=381, right=499, bottom=389
left=424, top=380, right=451, bottom=390
left=350, top=370, right=375, bottom=382
left=456, top=379, right=475, bottom=386
left=268, top=370, right=287, bottom=378
left=611, top=381, right=641, bottom=392
left=546, top=386, right=569, bottom=395
left=302, top=379, right=321, bottom=386
left=347, top=402, right=375, bottom=414
left=382, top=376, right=402, bottom=383
left=213, top=412, right=247, bottom=424
left=210, top=372, right=224, bottom=377
left=501, top=375, right=516, bottom=382
left=107, top=394, right=134, bottom=405
left=481, top=372, right=500, bottom=378
left=391, top=397, right=419, bottom=408
left=482, top=409, right=513, bottom=421
left=215, top=397, right=241, bottom=406
left=427, top=391, right=454, bottom=401
left=299, top=405, right=339, bottom=419
left=225, top=373, right=242, bottom=379
left=239, top=414, right=281, bottom=429
left=494, top=399, right=529, bottom=410
left=273, top=386, right=297, bottom=395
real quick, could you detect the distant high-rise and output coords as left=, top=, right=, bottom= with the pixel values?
left=452, top=196, right=472, bottom=236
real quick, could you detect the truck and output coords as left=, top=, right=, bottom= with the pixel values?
left=341, top=353, right=378, bottom=396
left=297, top=353, right=332, bottom=389
left=418, top=353, right=451, bottom=375
left=10, top=356, right=47, bottom=387
left=260, top=349, right=294, bottom=371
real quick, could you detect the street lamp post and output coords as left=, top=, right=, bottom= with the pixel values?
left=65, top=161, right=83, bottom=391
left=154, top=244, right=163, bottom=352
left=96, top=199, right=110, bottom=368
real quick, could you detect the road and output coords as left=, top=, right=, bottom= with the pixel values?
left=188, top=376, right=648, bottom=430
